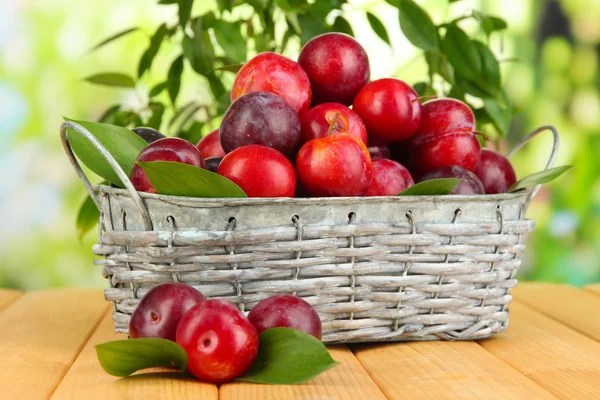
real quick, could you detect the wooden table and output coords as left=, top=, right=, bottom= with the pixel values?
left=1, top=282, right=599, bottom=399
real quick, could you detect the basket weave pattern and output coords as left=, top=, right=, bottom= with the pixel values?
left=94, top=189, right=534, bottom=343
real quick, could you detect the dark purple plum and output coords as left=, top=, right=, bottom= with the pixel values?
left=367, top=141, right=390, bottom=160
left=473, top=149, right=517, bottom=194
left=130, top=137, right=205, bottom=193
left=219, top=91, right=301, bottom=157
left=132, top=127, right=166, bottom=144
left=247, top=294, right=322, bottom=340
left=129, top=283, right=206, bottom=341
left=420, top=165, right=485, bottom=195
left=205, top=157, right=222, bottom=173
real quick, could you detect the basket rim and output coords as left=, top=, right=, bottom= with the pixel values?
left=95, top=184, right=533, bottom=206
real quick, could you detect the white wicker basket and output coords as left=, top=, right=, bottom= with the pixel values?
left=61, top=122, right=558, bottom=343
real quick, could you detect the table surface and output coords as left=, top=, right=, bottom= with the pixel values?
left=1, top=282, right=599, bottom=400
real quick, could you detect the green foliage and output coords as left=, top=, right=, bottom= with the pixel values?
left=83, top=73, right=136, bottom=88
left=88, top=0, right=513, bottom=139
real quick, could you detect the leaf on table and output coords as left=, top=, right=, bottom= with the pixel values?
left=76, top=194, right=99, bottom=241
left=366, top=12, right=390, bottom=45
left=89, top=27, right=138, bottom=52
left=65, top=119, right=147, bottom=187
left=84, top=73, right=136, bottom=88
left=397, top=0, right=439, bottom=50
left=237, top=328, right=339, bottom=384
left=96, top=338, right=188, bottom=377
left=398, top=178, right=460, bottom=196
left=139, top=161, right=247, bottom=198
left=508, top=166, right=573, bottom=192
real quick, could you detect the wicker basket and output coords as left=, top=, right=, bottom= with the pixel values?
left=61, top=122, right=559, bottom=343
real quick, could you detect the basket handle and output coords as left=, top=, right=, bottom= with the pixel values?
left=505, top=124, right=559, bottom=210
left=60, top=121, right=153, bottom=230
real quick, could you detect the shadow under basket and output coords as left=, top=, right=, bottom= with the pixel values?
left=61, top=121, right=559, bottom=344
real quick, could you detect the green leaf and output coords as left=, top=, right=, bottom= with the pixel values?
left=65, top=119, right=148, bottom=187
left=89, top=27, right=138, bottom=52
left=178, top=0, right=194, bottom=28
left=146, top=102, right=165, bottom=130
left=76, top=194, right=99, bottom=240
left=238, top=328, right=339, bottom=384
left=285, top=12, right=302, bottom=35
left=398, top=0, right=439, bottom=50
left=473, top=11, right=507, bottom=37
left=149, top=81, right=168, bottom=97
left=399, top=178, right=460, bottom=196
left=183, top=20, right=215, bottom=75
left=483, top=96, right=512, bottom=136
left=472, top=40, right=500, bottom=92
left=139, top=161, right=248, bottom=198
left=112, top=111, right=140, bottom=127
left=212, top=21, right=247, bottom=62
left=178, top=121, right=204, bottom=144
left=98, top=104, right=121, bottom=123
left=207, top=72, right=227, bottom=103
left=442, top=24, right=481, bottom=79
left=332, top=16, right=353, bottom=37
left=412, top=81, right=435, bottom=97
left=96, top=338, right=187, bottom=377
left=366, top=12, right=390, bottom=45
left=508, top=166, right=573, bottom=193
left=247, top=0, right=268, bottom=11
left=213, top=63, right=244, bottom=73
left=84, top=73, right=136, bottom=88
left=138, top=23, right=168, bottom=78
left=298, top=13, right=330, bottom=45
left=167, top=55, right=184, bottom=105
left=216, top=0, right=234, bottom=12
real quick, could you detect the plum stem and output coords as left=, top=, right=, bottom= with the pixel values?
left=327, top=112, right=341, bottom=135
left=474, top=131, right=491, bottom=142
left=412, top=95, right=438, bottom=103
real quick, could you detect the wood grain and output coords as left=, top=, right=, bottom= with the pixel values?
left=479, top=301, right=600, bottom=399
left=513, top=282, right=600, bottom=341
left=220, top=346, right=387, bottom=400
left=584, top=283, right=600, bottom=296
left=352, top=340, right=555, bottom=399
left=0, top=288, right=108, bottom=400
left=0, top=289, right=22, bottom=311
left=51, top=310, right=218, bottom=400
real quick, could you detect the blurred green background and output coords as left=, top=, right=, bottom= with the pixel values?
left=0, top=0, right=598, bottom=289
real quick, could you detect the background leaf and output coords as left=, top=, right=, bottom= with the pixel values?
left=213, top=63, right=244, bottom=73
left=89, top=27, right=138, bottom=52
left=332, top=16, right=354, bottom=37
left=399, top=178, right=460, bottom=196
left=66, top=119, right=148, bottom=187
left=138, top=23, right=168, bottom=77
left=84, top=73, right=135, bottom=88
left=442, top=24, right=481, bottom=78
left=146, top=102, right=165, bottom=130
left=149, top=81, right=167, bottom=97
left=212, top=21, right=247, bottom=62
left=238, top=328, right=339, bottom=384
left=76, top=194, right=99, bottom=240
left=167, top=55, right=184, bottom=105
left=139, top=161, right=247, bottom=198
left=96, top=338, right=187, bottom=377
left=397, top=0, right=439, bottom=50
left=366, top=12, right=390, bottom=45
left=178, top=0, right=194, bottom=28
left=509, top=166, right=573, bottom=192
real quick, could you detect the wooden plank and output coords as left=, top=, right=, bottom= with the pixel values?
left=220, top=346, right=387, bottom=400
left=479, top=301, right=600, bottom=399
left=512, top=282, right=600, bottom=341
left=52, top=310, right=218, bottom=400
left=584, top=283, right=600, bottom=296
left=0, top=289, right=22, bottom=311
left=352, top=340, right=555, bottom=400
left=0, top=288, right=108, bottom=400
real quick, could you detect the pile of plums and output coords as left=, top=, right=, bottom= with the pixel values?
left=130, top=32, right=517, bottom=197
left=129, top=282, right=322, bottom=383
